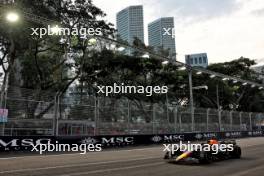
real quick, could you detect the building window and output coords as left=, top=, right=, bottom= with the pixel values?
left=199, top=57, right=202, bottom=64
left=190, top=58, right=193, bottom=64
left=203, top=57, right=207, bottom=63
left=195, top=58, right=198, bottom=64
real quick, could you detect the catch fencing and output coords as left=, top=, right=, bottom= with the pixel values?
left=1, top=86, right=264, bottom=136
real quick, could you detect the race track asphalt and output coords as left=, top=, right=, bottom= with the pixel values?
left=0, top=137, right=264, bottom=176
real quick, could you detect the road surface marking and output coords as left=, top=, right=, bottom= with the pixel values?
left=228, top=165, right=264, bottom=176
left=59, top=162, right=164, bottom=176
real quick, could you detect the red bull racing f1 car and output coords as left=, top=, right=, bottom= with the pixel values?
left=164, top=139, right=241, bottom=164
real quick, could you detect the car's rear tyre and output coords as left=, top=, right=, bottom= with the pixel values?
left=231, top=146, right=241, bottom=159
left=199, top=151, right=213, bottom=164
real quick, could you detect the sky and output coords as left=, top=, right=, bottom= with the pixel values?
left=93, top=0, right=264, bottom=64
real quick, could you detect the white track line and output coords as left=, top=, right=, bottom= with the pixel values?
left=59, top=162, right=164, bottom=176
left=227, top=165, right=264, bottom=176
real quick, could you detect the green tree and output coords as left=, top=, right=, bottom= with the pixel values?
left=192, top=57, right=264, bottom=113
left=0, top=0, right=114, bottom=119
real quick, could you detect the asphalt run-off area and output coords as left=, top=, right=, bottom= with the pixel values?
left=0, top=137, right=263, bottom=176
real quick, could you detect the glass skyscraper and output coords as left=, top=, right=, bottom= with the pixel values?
left=116, top=5, right=144, bottom=47
left=148, top=17, right=176, bottom=60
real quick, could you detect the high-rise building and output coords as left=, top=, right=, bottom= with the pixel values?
left=148, top=17, right=176, bottom=60
left=116, top=5, right=144, bottom=47
left=252, top=64, right=264, bottom=83
left=185, top=53, right=208, bottom=68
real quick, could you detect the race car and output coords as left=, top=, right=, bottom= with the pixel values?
left=164, top=139, right=241, bottom=164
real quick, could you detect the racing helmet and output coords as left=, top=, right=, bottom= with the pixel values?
left=208, top=137, right=218, bottom=145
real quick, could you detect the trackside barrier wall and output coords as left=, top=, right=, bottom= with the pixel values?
left=0, top=130, right=263, bottom=152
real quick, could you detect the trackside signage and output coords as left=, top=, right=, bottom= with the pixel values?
left=0, top=137, right=52, bottom=151
left=225, top=132, right=242, bottom=138
left=0, top=131, right=263, bottom=152
left=248, top=131, right=263, bottom=136
left=194, top=133, right=217, bottom=140
left=151, top=135, right=185, bottom=143
left=101, top=136, right=134, bottom=146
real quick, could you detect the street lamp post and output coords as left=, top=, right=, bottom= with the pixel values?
left=53, top=92, right=62, bottom=136
left=188, top=68, right=195, bottom=132
left=6, top=12, right=19, bottom=22
left=188, top=70, right=210, bottom=132
left=216, top=83, right=222, bottom=131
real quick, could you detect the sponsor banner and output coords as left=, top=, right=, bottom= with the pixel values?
left=58, top=136, right=135, bottom=147
left=0, top=130, right=263, bottom=152
left=247, top=130, right=263, bottom=137
left=193, top=132, right=218, bottom=140
left=151, top=134, right=184, bottom=143
left=222, top=131, right=244, bottom=138
left=0, top=136, right=55, bottom=152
